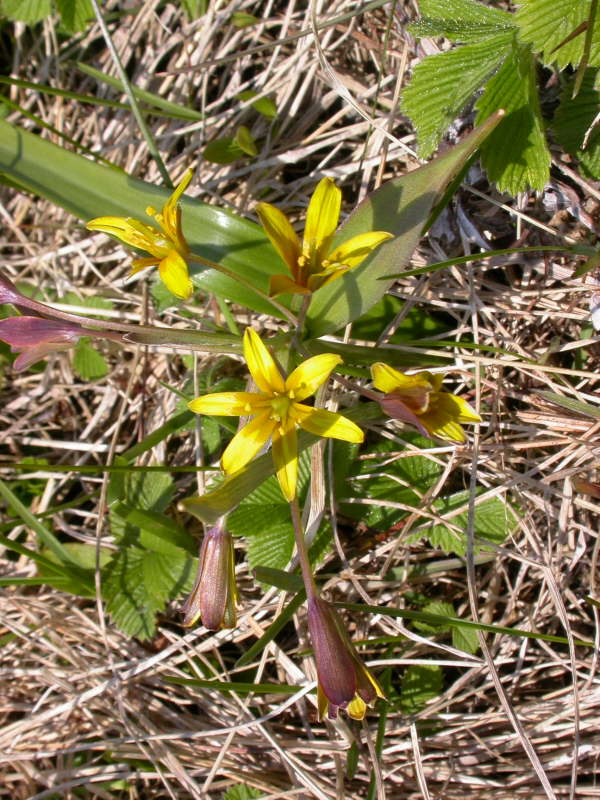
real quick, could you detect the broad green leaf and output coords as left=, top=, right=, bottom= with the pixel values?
left=515, top=0, right=600, bottom=69
left=474, top=43, right=550, bottom=193
left=452, top=621, right=479, bottom=654
left=0, top=121, right=283, bottom=318
left=304, top=113, right=504, bottom=338
left=1, top=0, right=50, bottom=23
left=411, top=0, right=514, bottom=43
left=411, top=492, right=518, bottom=556
left=350, top=295, right=449, bottom=344
left=553, top=70, right=600, bottom=180
left=103, top=546, right=193, bottom=639
left=399, top=664, right=443, bottom=714
left=401, top=34, right=513, bottom=160
left=230, top=11, right=259, bottom=28
left=73, top=338, right=109, bottom=380
left=56, top=0, right=93, bottom=32
left=203, top=137, right=246, bottom=164
left=112, top=502, right=195, bottom=554
left=253, top=566, right=304, bottom=593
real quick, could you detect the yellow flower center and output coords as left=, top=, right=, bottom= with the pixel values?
left=269, top=394, right=293, bottom=426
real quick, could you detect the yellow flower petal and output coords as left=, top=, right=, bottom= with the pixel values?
left=188, top=391, right=266, bottom=416
left=268, top=273, right=310, bottom=297
left=295, top=405, right=364, bottom=443
left=421, top=393, right=471, bottom=443
left=371, top=363, right=433, bottom=395
left=454, top=395, right=482, bottom=423
left=317, top=683, right=329, bottom=720
left=347, top=695, right=367, bottom=720
left=158, top=250, right=193, bottom=299
left=256, top=202, right=302, bottom=277
left=130, top=256, right=159, bottom=274
left=328, top=230, right=393, bottom=269
left=221, top=411, right=277, bottom=473
left=285, top=354, right=342, bottom=401
left=304, top=177, right=341, bottom=259
left=87, top=216, right=163, bottom=255
left=243, top=328, right=285, bottom=394
left=272, top=421, right=298, bottom=501
left=161, top=169, right=193, bottom=245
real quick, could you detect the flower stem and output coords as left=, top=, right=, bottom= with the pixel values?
left=289, top=496, right=318, bottom=601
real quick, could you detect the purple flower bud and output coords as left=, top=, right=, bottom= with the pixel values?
left=181, top=518, right=237, bottom=630
left=307, top=596, right=384, bottom=720
left=0, top=316, right=88, bottom=371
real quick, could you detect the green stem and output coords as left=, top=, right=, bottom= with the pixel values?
left=289, top=497, right=318, bottom=601
left=89, top=0, right=172, bottom=187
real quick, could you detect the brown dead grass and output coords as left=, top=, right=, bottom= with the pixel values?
left=1, top=1, right=600, bottom=798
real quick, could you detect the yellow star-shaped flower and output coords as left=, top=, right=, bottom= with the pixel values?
left=256, top=177, right=393, bottom=297
left=371, top=362, right=481, bottom=443
left=87, top=170, right=193, bottom=300
left=189, top=328, right=364, bottom=501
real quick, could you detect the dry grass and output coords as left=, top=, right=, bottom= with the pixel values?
left=1, top=1, right=600, bottom=798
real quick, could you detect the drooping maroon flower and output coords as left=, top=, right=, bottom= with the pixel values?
left=307, top=596, right=384, bottom=720
left=181, top=517, right=237, bottom=630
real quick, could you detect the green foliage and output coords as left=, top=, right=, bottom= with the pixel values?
left=399, top=663, right=443, bottom=714
left=414, top=600, right=479, bottom=654
left=230, top=11, right=259, bottom=28
left=238, top=90, right=277, bottom=119
left=73, top=337, right=108, bottom=380
left=222, top=784, right=262, bottom=800
left=180, top=0, right=208, bottom=20
left=1, top=0, right=51, bottom=24
left=55, top=0, right=93, bottom=32
left=553, top=70, right=600, bottom=180
left=105, top=471, right=195, bottom=639
left=402, top=0, right=600, bottom=191
left=515, top=0, right=600, bottom=70
left=411, top=491, right=518, bottom=556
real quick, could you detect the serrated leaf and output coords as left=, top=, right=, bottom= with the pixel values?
left=112, top=503, right=195, bottom=554
left=399, top=664, right=443, bottom=714
left=203, top=138, right=245, bottom=164
left=413, top=600, right=454, bottom=633
left=553, top=69, right=600, bottom=180
left=452, top=622, right=479, bottom=654
left=401, top=33, right=513, bottom=159
left=515, top=0, right=600, bottom=70
left=412, top=0, right=514, bottom=42
left=103, top=546, right=194, bottom=639
left=56, top=0, right=93, bottom=32
left=73, top=338, right=108, bottom=380
left=475, top=43, right=550, bottom=193
left=1, top=0, right=51, bottom=24
left=417, top=492, right=518, bottom=556
left=305, top=114, right=505, bottom=337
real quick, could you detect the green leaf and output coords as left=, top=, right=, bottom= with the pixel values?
left=168, top=676, right=299, bottom=696
left=399, top=664, right=443, bottom=714
left=222, top=784, right=263, bottom=800
left=401, top=34, right=513, bottom=159
left=410, top=0, right=513, bottom=42
left=475, top=43, right=551, bottom=193
left=304, top=113, right=504, bottom=338
left=553, top=69, right=600, bottom=180
left=515, top=0, right=600, bottom=70
left=112, top=503, right=195, bottom=554
left=56, top=0, right=93, bottom=32
left=103, top=546, right=194, bottom=639
left=234, top=126, right=258, bottom=157
left=230, top=11, right=259, bottom=28
left=180, top=0, right=208, bottom=19
left=238, top=90, right=277, bottom=119
left=0, top=120, right=285, bottom=319
left=452, top=621, right=479, bottom=654
left=1, top=0, right=51, bottom=23
left=73, top=338, right=109, bottom=380
left=413, top=492, right=518, bottom=556
left=203, top=137, right=246, bottom=164
left=537, top=390, right=600, bottom=419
